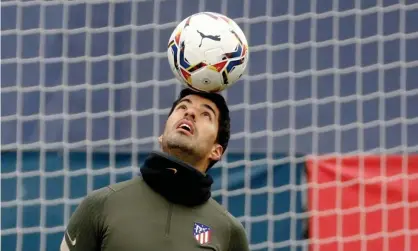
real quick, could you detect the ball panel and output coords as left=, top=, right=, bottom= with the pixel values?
left=190, top=68, right=224, bottom=92
left=207, top=60, right=228, bottom=73
left=178, top=42, right=191, bottom=69
left=203, top=48, right=226, bottom=65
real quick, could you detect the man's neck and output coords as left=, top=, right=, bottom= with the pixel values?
left=164, top=149, right=207, bottom=173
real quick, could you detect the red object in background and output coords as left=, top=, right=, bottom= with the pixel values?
left=306, top=155, right=418, bottom=251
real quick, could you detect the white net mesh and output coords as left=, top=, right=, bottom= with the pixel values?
left=1, top=0, right=418, bottom=251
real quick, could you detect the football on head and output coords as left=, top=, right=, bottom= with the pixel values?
left=167, top=12, right=249, bottom=93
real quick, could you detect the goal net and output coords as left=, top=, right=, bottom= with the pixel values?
left=1, top=0, right=418, bottom=251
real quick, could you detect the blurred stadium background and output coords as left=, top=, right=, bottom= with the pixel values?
left=1, top=0, right=418, bottom=251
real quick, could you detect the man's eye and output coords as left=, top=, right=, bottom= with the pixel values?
left=202, top=112, right=211, bottom=118
left=177, top=105, right=187, bottom=110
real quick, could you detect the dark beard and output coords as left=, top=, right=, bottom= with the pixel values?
left=167, top=140, right=195, bottom=155
left=165, top=140, right=202, bottom=167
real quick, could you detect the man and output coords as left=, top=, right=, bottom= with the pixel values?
left=60, top=88, right=250, bottom=251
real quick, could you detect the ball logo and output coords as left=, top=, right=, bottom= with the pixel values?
left=197, top=30, right=221, bottom=47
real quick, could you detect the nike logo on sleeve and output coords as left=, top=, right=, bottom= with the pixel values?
left=66, top=231, right=77, bottom=246
left=60, top=231, right=76, bottom=251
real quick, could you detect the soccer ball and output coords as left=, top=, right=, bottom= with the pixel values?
left=167, top=12, right=249, bottom=93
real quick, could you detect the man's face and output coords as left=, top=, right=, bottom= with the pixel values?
left=160, top=94, right=223, bottom=168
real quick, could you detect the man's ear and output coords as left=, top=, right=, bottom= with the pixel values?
left=158, top=135, right=163, bottom=144
left=209, top=143, right=223, bottom=162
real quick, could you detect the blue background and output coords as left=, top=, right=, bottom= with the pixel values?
left=1, top=0, right=418, bottom=250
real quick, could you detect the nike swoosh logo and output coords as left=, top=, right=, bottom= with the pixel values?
left=167, top=168, right=178, bottom=174
left=65, top=231, right=76, bottom=246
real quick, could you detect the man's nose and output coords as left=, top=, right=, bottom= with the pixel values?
left=184, top=108, right=196, bottom=120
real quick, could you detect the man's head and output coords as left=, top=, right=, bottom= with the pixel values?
left=159, top=88, right=230, bottom=172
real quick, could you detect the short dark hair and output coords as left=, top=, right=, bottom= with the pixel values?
left=168, top=88, right=230, bottom=169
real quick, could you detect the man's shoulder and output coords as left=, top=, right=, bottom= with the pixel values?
left=107, top=176, right=143, bottom=192
left=206, top=198, right=244, bottom=228
left=86, top=177, right=143, bottom=202
left=205, top=198, right=248, bottom=248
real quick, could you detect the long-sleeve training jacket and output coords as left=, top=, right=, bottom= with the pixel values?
left=60, top=151, right=250, bottom=251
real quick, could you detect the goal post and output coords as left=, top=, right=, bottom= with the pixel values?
left=1, top=1, right=418, bottom=251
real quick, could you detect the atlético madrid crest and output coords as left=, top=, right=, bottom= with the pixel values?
left=193, top=222, right=211, bottom=244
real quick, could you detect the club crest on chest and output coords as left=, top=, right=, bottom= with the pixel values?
left=193, top=222, right=211, bottom=245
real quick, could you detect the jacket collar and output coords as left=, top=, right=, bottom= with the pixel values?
left=140, top=151, right=213, bottom=207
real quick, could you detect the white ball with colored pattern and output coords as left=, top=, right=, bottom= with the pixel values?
left=167, top=12, right=249, bottom=93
